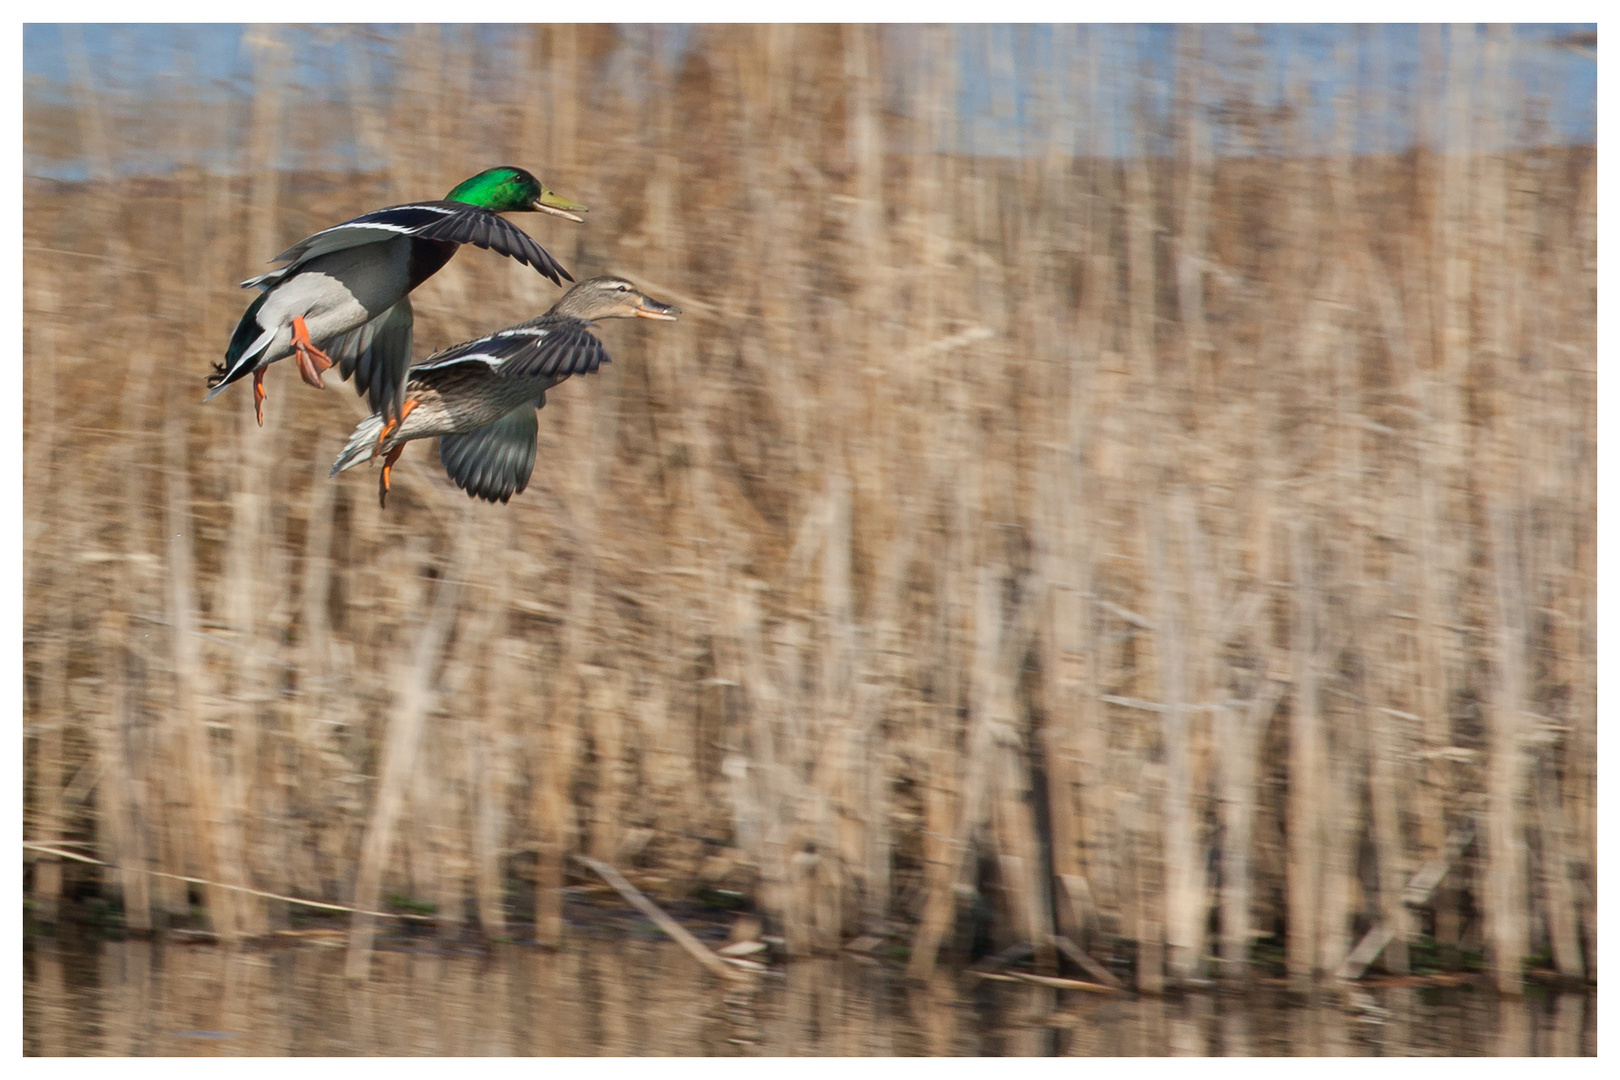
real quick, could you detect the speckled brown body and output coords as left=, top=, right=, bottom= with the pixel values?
left=379, top=367, right=563, bottom=452
left=330, top=276, right=679, bottom=501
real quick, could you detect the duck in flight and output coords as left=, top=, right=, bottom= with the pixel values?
left=330, top=275, right=679, bottom=507
left=206, top=166, right=587, bottom=425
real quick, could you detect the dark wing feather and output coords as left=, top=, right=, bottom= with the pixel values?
left=257, top=204, right=463, bottom=282
left=437, top=405, right=540, bottom=504
left=326, top=297, right=415, bottom=421
left=250, top=200, right=572, bottom=288
left=408, top=203, right=572, bottom=286
left=412, top=316, right=609, bottom=381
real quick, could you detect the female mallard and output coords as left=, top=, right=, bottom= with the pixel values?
left=329, top=275, right=678, bottom=506
left=206, top=166, right=587, bottom=425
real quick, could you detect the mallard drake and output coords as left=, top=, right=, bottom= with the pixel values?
left=329, top=275, right=678, bottom=507
left=205, top=166, right=587, bottom=425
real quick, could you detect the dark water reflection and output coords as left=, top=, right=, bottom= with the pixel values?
left=24, top=933, right=1595, bottom=1057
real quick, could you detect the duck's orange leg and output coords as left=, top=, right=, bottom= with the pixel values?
left=378, top=444, right=406, bottom=508
left=252, top=369, right=268, bottom=427
left=290, top=316, right=334, bottom=389
left=369, top=398, right=420, bottom=460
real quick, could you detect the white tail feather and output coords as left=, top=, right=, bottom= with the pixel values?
left=330, top=414, right=387, bottom=477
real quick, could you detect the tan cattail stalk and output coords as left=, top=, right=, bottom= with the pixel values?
left=345, top=551, right=462, bottom=977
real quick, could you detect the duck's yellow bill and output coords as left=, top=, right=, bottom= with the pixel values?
left=534, top=187, right=588, bottom=222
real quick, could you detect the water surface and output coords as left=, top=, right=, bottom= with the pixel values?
left=24, top=929, right=1595, bottom=1056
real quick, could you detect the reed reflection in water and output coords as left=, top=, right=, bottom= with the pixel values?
left=24, top=935, right=1595, bottom=1057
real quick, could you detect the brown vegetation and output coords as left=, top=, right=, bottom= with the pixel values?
left=23, top=25, right=1594, bottom=993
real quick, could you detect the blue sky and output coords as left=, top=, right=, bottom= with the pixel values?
left=23, top=24, right=1597, bottom=179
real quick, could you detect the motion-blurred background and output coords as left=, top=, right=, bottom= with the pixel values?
left=23, top=22, right=1595, bottom=1006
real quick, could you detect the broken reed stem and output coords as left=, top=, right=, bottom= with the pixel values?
left=1338, top=824, right=1475, bottom=981
left=573, top=855, right=750, bottom=983
left=977, top=969, right=1120, bottom=994
left=23, top=842, right=433, bottom=924
left=1049, top=933, right=1125, bottom=990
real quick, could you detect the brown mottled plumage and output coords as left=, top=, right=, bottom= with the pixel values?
left=330, top=276, right=679, bottom=506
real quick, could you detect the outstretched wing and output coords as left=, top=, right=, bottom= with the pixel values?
left=326, top=297, right=415, bottom=421
left=437, top=405, right=540, bottom=504
left=412, top=316, right=609, bottom=381
left=243, top=202, right=571, bottom=290
left=240, top=205, right=452, bottom=289
left=408, top=205, right=573, bottom=285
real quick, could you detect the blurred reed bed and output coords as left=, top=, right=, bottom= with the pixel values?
left=23, top=25, right=1594, bottom=993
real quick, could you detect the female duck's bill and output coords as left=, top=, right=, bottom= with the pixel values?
left=631, top=296, right=680, bottom=320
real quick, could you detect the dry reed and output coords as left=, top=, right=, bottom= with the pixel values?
left=23, top=24, right=1594, bottom=993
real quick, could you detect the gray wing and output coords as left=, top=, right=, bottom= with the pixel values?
left=326, top=297, right=414, bottom=421
left=436, top=404, right=540, bottom=505
left=241, top=204, right=464, bottom=289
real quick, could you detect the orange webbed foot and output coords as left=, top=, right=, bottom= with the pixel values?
left=252, top=369, right=268, bottom=427
left=378, top=444, right=405, bottom=508
left=291, top=316, right=334, bottom=389
left=369, top=398, right=420, bottom=462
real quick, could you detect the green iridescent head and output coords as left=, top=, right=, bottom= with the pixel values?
left=443, top=166, right=587, bottom=221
